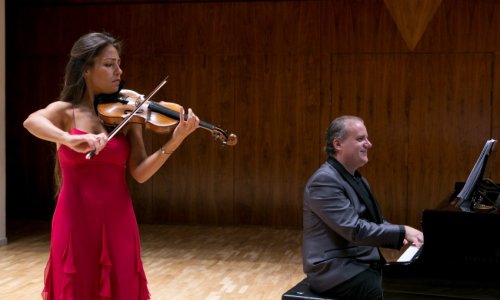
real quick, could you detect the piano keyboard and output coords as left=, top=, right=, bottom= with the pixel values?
left=397, top=245, right=422, bottom=263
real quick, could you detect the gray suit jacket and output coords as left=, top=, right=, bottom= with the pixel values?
left=302, top=158, right=404, bottom=293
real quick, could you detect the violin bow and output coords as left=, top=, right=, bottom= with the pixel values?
left=85, top=77, right=168, bottom=159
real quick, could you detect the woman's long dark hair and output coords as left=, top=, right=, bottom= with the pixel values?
left=53, top=32, right=122, bottom=197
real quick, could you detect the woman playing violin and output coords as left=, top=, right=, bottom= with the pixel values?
left=23, top=32, right=199, bottom=300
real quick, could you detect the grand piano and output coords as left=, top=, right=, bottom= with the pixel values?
left=382, top=140, right=500, bottom=300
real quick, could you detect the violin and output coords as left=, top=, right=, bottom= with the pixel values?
left=86, top=78, right=237, bottom=159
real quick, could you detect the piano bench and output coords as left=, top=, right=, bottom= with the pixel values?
left=282, top=278, right=337, bottom=300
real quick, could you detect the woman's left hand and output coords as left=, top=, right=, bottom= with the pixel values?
left=171, top=107, right=200, bottom=142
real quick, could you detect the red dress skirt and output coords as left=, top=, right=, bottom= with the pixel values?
left=42, top=128, right=150, bottom=300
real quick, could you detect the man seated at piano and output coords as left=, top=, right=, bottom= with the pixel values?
left=302, top=115, right=424, bottom=300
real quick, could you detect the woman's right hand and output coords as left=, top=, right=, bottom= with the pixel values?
left=65, top=132, right=108, bottom=155
left=23, top=101, right=108, bottom=156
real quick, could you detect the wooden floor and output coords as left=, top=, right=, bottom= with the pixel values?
left=0, top=219, right=404, bottom=300
left=0, top=219, right=307, bottom=300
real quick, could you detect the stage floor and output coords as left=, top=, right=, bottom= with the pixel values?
left=0, top=219, right=305, bottom=300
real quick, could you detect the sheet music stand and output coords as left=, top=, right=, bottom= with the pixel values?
left=454, top=139, right=497, bottom=212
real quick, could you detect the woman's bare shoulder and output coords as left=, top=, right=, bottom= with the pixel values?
left=45, top=100, right=73, bottom=111
left=33, top=101, right=74, bottom=130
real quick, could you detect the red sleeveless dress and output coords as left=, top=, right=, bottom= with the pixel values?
left=42, top=128, right=150, bottom=300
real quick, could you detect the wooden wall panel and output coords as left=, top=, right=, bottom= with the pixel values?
left=321, top=0, right=409, bottom=53
left=150, top=2, right=234, bottom=55
left=115, top=53, right=237, bottom=225
left=148, top=54, right=236, bottom=225
left=406, top=54, right=492, bottom=226
left=231, top=1, right=321, bottom=226
left=330, top=54, right=410, bottom=225
left=329, top=53, right=493, bottom=226
left=415, top=0, right=500, bottom=52
left=492, top=53, right=500, bottom=180
left=234, top=1, right=321, bottom=54
left=8, top=57, right=66, bottom=219
left=9, top=4, right=153, bottom=57
left=6, top=0, right=500, bottom=228
left=234, top=53, right=321, bottom=226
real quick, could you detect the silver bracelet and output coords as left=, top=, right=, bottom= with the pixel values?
left=160, top=146, right=173, bottom=155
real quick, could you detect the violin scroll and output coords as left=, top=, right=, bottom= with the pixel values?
left=205, top=123, right=238, bottom=146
